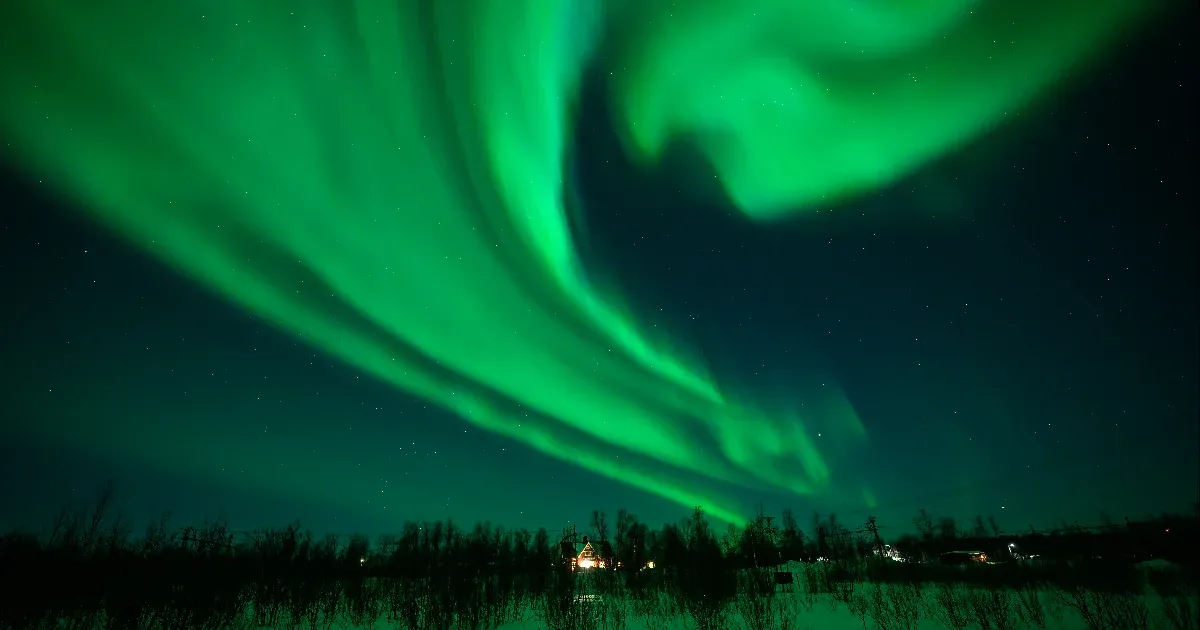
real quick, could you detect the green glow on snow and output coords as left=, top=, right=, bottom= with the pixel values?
left=0, top=0, right=1156, bottom=523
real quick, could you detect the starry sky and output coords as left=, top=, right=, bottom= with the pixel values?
left=1, top=1, right=1196, bottom=541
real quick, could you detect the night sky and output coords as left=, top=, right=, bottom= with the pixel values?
left=1, top=3, right=1196, bottom=542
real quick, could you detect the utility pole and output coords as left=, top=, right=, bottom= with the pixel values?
left=753, top=503, right=781, bottom=568
left=867, top=516, right=885, bottom=558
left=558, top=523, right=579, bottom=569
left=561, top=523, right=578, bottom=546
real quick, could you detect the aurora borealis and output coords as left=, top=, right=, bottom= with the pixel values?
left=1, top=1, right=1195, bottom=535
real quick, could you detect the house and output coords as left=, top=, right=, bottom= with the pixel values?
left=560, top=535, right=615, bottom=570
left=939, top=550, right=988, bottom=565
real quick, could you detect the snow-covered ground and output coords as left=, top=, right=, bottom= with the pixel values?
left=488, top=590, right=1168, bottom=630
left=320, top=561, right=1190, bottom=629
left=28, top=561, right=1194, bottom=629
left=519, top=559, right=1187, bottom=629
left=490, top=571, right=1181, bottom=630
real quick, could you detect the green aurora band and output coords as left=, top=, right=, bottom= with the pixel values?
left=0, top=0, right=1157, bottom=523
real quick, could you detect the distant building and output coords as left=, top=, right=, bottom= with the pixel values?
left=939, top=550, right=988, bottom=565
left=874, top=544, right=903, bottom=561
left=560, top=535, right=614, bottom=571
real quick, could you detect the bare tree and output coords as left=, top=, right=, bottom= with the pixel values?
left=913, top=509, right=935, bottom=541
left=48, top=505, right=76, bottom=549
left=591, top=510, right=609, bottom=542
left=971, top=514, right=988, bottom=538
left=987, top=514, right=1001, bottom=537
left=688, top=506, right=710, bottom=546
left=78, top=480, right=115, bottom=552
left=780, top=508, right=803, bottom=560
left=720, top=522, right=740, bottom=555
left=938, top=516, right=958, bottom=541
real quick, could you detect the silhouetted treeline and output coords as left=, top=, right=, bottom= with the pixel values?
left=886, top=508, right=1198, bottom=568
left=0, top=484, right=1196, bottom=630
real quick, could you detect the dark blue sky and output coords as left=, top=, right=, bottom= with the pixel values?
left=1, top=14, right=1195, bottom=542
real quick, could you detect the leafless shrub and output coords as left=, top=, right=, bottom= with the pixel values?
left=631, top=588, right=677, bottom=626
left=965, top=585, right=1018, bottom=630
left=1012, top=581, right=1048, bottom=628
left=683, top=592, right=729, bottom=630
left=388, top=577, right=423, bottom=629
left=846, top=589, right=871, bottom=628
left=893, top=581, right=926, bottom=629
left=736, top=569, right=798, bottom=630
left=540, top=568, right=606, bottom=630
left=792, top=565, right=817, bottom=613
left=736, top=569, right=774, bottom=630
left=1148, top=568, right=1199, bottom=630
left=773, top=591, right=799, bottom=630
left=831, top=572, right=857, bottom=608
left=603, top=592, right=629, bottom=629
left=804, top=557, right=859, bottom=610
left=928, top=581, right=971, bottom=629
left=864, top=581, right=923, bottom=630
left=1056, top=582, right=1150, bottom=630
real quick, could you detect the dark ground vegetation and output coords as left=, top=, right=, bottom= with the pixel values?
left=0, top=484, right=1195, bottom=630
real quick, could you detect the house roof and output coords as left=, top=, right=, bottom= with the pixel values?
left=560, top=539, right=614, bottom=558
